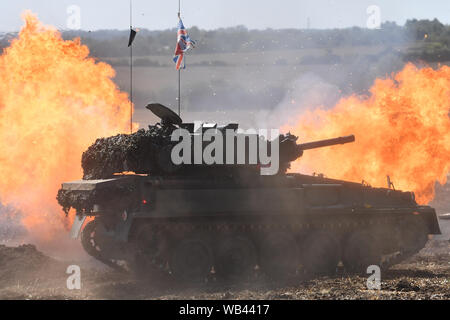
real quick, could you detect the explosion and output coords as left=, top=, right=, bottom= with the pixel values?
left=0, top=12, right=133, bottom=239
left=287, top=63, right=450, bottom=204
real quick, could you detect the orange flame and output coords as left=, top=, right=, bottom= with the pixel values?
left=0, top=12, right=133, bottom=239
left=286, top=63, right=450, bottom=204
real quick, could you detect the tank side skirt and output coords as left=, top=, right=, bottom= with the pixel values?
left=132, top=207, right=439, bottom=235
left=128, top=210, right=434, bottom=237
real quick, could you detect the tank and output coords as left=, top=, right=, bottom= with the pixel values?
left=57, top=103, right=441, bottom=281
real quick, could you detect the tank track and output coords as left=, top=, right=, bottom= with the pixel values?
left=81, top=214, right=429, bottom=281
left=81, top=220, right=129, bottom=273
left=124, top=214, right=429, bottom=281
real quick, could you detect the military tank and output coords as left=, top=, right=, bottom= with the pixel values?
left=57, top=103, right=441, bottom=282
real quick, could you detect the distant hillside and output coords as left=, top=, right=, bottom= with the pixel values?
left=68, top=19, right=450, bottom=63
left=60, top=23, right=407, bottom=58
left=1, top=19, right=449, bottom=62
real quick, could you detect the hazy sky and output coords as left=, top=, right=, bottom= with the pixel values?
left=0, top=0, right=449, bottom=32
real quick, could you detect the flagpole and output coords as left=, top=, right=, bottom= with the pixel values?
left=178, top=0, right=181, bottom=117
left=130, top=0, right=133, bottom=134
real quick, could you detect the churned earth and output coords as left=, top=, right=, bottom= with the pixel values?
left=0, top=238, right=448, bottom=300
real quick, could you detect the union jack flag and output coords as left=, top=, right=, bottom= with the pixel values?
left=173, top=19, right=195, bottom=70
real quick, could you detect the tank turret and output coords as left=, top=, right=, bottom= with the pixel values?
left=81, top=103, right=355, bottom=179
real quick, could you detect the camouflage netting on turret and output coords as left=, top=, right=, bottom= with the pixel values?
left=82, top=125, right=175, bottom=180
left=81, top=120, right=308, bottom=180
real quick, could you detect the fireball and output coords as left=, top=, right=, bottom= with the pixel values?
left=287, top=63, right=450, bottom=204
left=0, top=12, right=133, bottom=239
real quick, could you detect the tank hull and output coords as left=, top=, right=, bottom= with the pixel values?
left=58, top=173, right=440, bottom=280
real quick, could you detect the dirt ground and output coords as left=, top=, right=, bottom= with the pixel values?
left=0, top=237, right=449, bottom=300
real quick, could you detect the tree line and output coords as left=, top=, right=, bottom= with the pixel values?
left=1, top=19, right=449, bottom=62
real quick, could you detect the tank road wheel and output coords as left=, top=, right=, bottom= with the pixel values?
left=259, top=232, right=299, bottom=280
left=214, top=235, right=257, bottom=282
left=133, top=225, right=170, bottom=279
left=81, top=220, right=127, bottom=272
left=381, top=218, right=429, bottom=270
left=170, top=235, right=213, bottom=283
left=342, top=231, right=382, bottom=274
left=399, top=218, right=429, bottom=254
left=81, top=220, right=99, bottom=257
left=300, top=232, right=340, bottom=275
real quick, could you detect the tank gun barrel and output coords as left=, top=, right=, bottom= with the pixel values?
left=298, top=135, right=355, bottom=151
